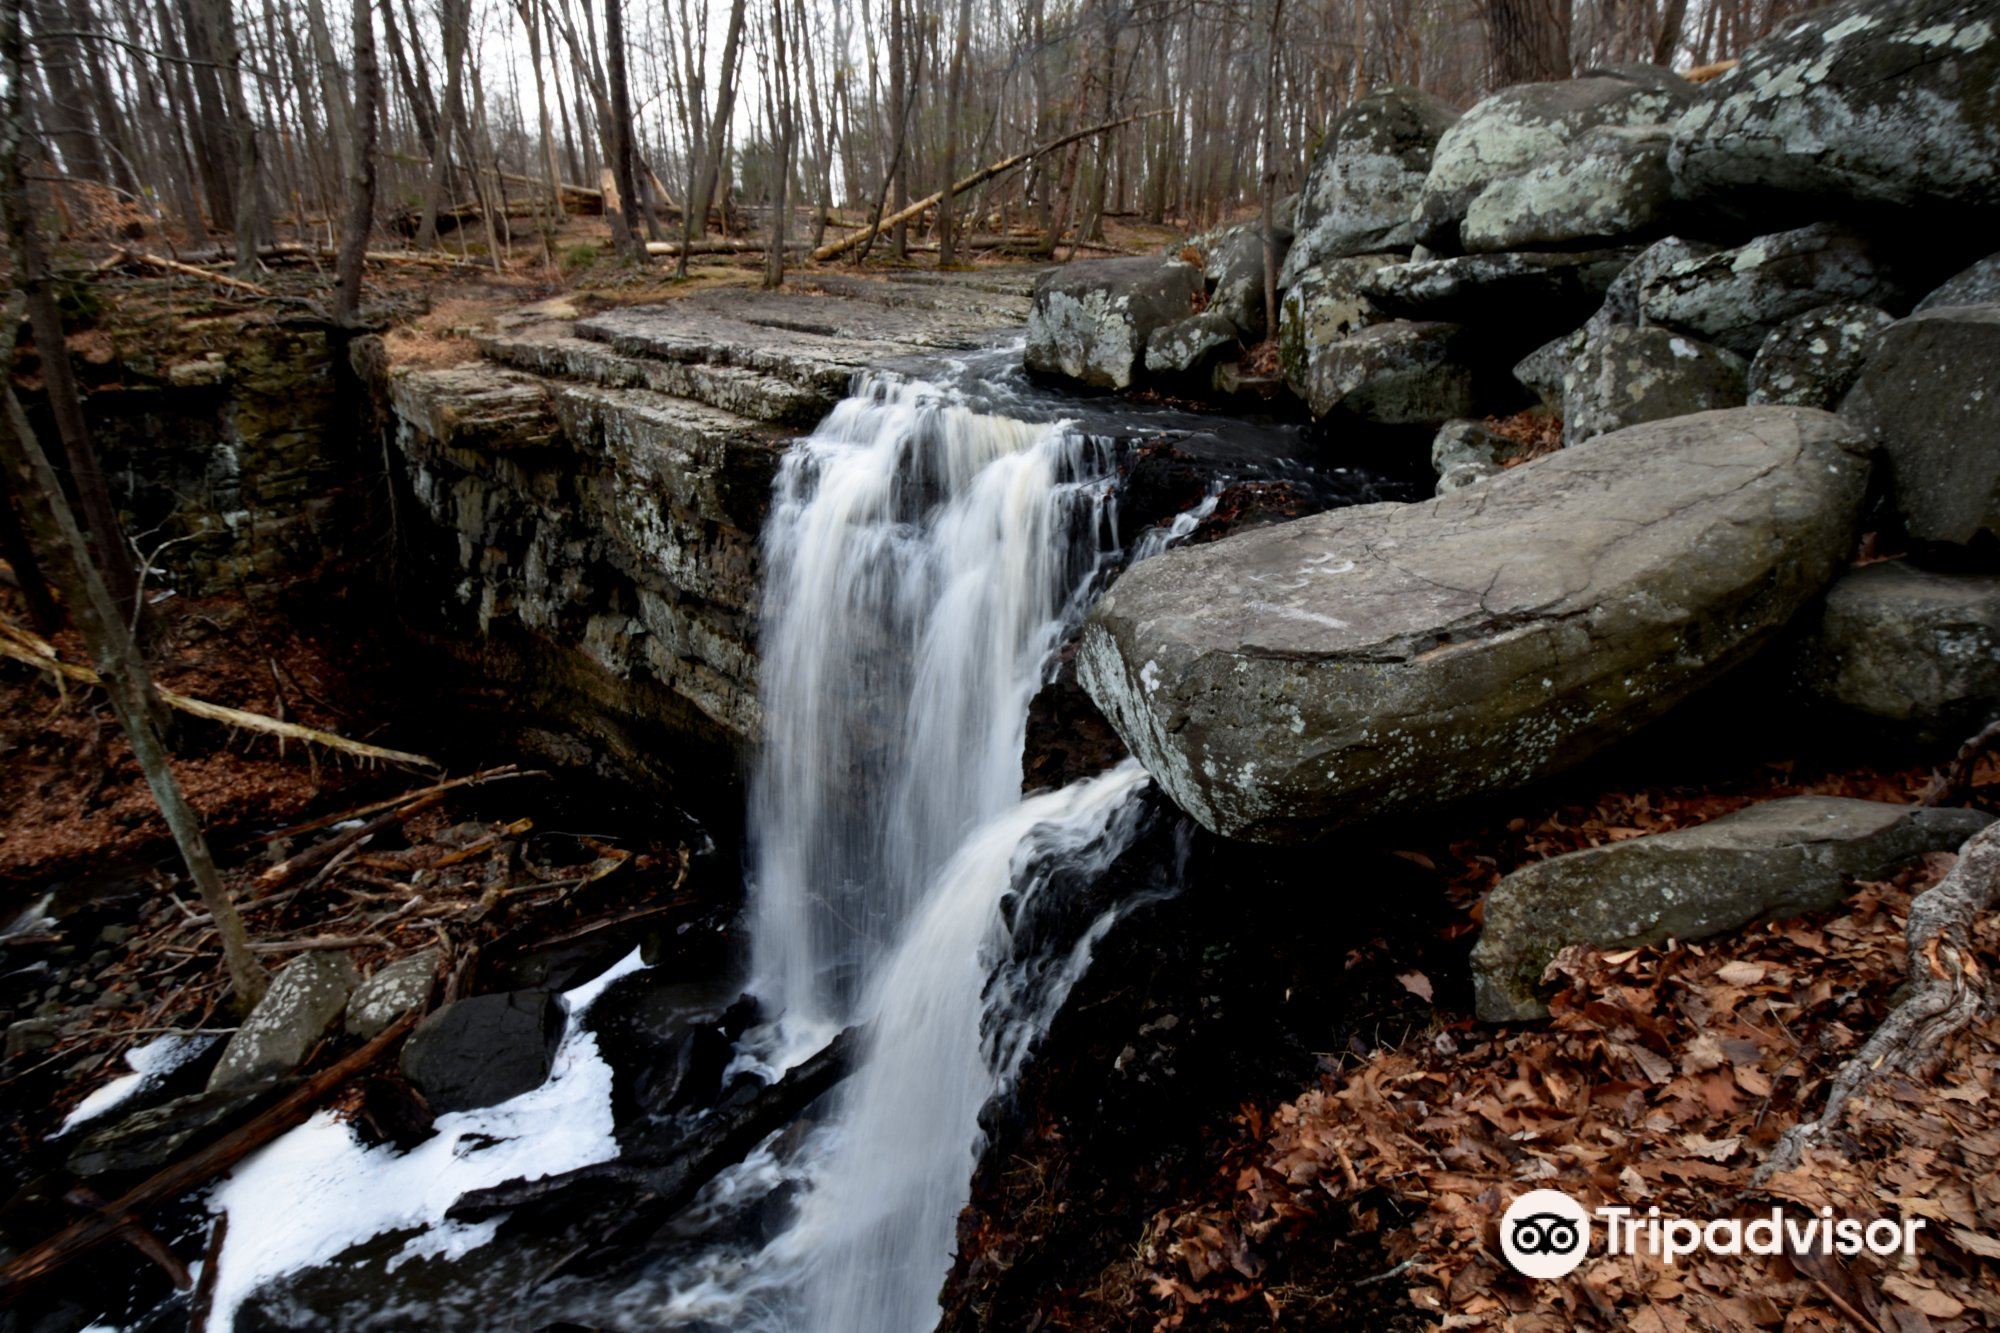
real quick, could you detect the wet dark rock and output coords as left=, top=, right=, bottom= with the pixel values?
left=1023, top=647, right=1128, bottom=794
left=1079, top=407, right=1871, bottom=842
left=1840, top=303, right=2000, bottom=546
left=1747, top=303, right=1895, bottom=408
left=1917, top=253, right=2000, bottom=312
left=1562, top=324, right=1747, bottom=446
left=1669, top=0, right=2000, bottom=219
left=1184, top=480, right=1324, bottom=544
left=1792, top=561, right=2000, bottom=739
left=1414, top=69, right=1693, bottom=249
left=66, top=1082, right=271, bottom=1176
left=1639, top=222, right=1903, bottom=357
left=207, top=952, right=359, bottom=1092
left=1025, top=258, right=1204, bottom=389
left=1473, top=797, right=1996, bottom=1020
left=399, top=990, right=564, bottom=1115
left=1284, top=86, right=1459, bottom=284
left=584, top=970, right=751, bottom=1141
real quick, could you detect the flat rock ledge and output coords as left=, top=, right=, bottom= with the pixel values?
left=1078, top=406, right=1871, bottom=843
left=1471, top=797, right=1995, bottom=1021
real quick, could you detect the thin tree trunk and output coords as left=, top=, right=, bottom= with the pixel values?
left=600, top=0, right=642, bottom=255
left=335, top=0, right=378, bottom=322
left=937, top=0, right=972, bottom=266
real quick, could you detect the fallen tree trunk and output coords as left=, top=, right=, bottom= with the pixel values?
left=0, top=1012, right=420, bottom=1304
left=811, top=111, right=1164, bottom=263
left=449, top=1024, right=864, bottom=1249
left=0, top=615, right=439, bottom=770
left=1755, top=817, right=2000, bottom=1183
left=642, top=238, right=769, bottom=257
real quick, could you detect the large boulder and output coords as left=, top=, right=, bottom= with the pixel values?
left=345, top=949, right=438, bottom=1039
left=1840, top=303, right=2000, bottom=545
left=207, top=952, right=359, bottom=1092
left=1747, top=303, right=1894, bottom=408
left=1916, top=253, right=2000, bottom=311
left=1077, top=407, right=1871, bottom=842
left=1277, top=255, right=1395, bottom=396
left=1284, top=87, right=1459, bottom=285
left=1025, top=258, right=1203, bottom=389
left=1415, top=69, right=1693, bottom=248
left=1461, top=127, right=1674, bottom=253
left=1793, top=561, right=2000, bottom=738
left=1431, top=418, right=1536, bottom=493
left=399, top=989, right=564, bottom=1114
left=1669, top=0, right=2000, bottom=218
left=1144, top=311, right=1241, bottom=378
left=1361, top=249, right=1636, bottom=342
left=1292, top=320, right=1475, bottom=424
left=1562, top=324, right=1747, bottom=446
left=1472, top=797, right=1994, bottom=1021
left=1197, top=223, right=1285, bottom=338
left=1639, top=222, right=1902, bottom=356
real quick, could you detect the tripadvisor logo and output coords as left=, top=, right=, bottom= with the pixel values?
left=1499, top=1189, right=1928, bottom=1280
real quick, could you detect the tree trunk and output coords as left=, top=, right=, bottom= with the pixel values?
left=937, top=0, right=972, bottom=266
left=335, top=0, right=379, bottom=323
left=1485, top=0, right=1571, bottom=85
left=600, top=0, right=642, bottom=256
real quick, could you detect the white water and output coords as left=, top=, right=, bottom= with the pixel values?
left=737, top=370, right=1157, bottom=1331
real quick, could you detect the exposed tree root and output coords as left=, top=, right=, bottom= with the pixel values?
left=1755, top=818, right=2000, bottom=1184
left=1924, top=716, right=2000, bottom=809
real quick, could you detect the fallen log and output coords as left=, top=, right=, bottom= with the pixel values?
left=448, top=1023, right=864, bottom=1237
left=117, top=250, right=270, bottom=297
left=811, top=110, right=1165, bottom=263
left=1755, top=817, right=2000, bottom=1183
left=256, top=790, right=448, bottom=891
left=643, top=238, right=769, bottom=257
left=0, top=1012, right=420, bottom=1304
left=0, top=616, right=439, bottom=770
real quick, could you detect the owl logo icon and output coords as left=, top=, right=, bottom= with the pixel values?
left=1500, top=1189, right=1591, bottom=1279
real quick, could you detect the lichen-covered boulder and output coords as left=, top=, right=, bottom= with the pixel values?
left=1513, top=330, right=1585, bottom=409
left=1562, top=324, right=1747, bottom=446
left=1361, top=249, right=1635, bottom=337
left=1284, top=86, right=1459, bottom=286
left=1670, top=0, right=2000, bottom=216
left=1197, top=223, right=1286, bottom=338
left=1144, top=311, right=1242, bottom=378
left=1025, top=258, right=1203, bottom=389
left=1916, top=253, right=2000, bottom=311
left=1431, top=418, right=1532, bottom=493
left=1793, top=561, right=2000, bottom=738
left=1747, top=303, right=1894, bottom=408
left=1461, top=126, right=1674, bottom=253
left=207, top=953, right=360, bottom=1092
left=1639, top=223, right=1902, bottom=356
left=1293, top=320, right=1475, bottom=424
left=1840, top=303, right=2000, bottom=545
left=1277, top=255, right=1395, bottom=396
left=1472, top=797, right=1993, bottom=1021
left=345, top=950, right=439, bottom=1039
left=1415, top=68, right=1693, bottom=247
left=1077, top=406, right=1870, bottom=843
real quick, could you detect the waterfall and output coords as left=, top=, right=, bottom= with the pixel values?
left=735, top=369, right=1159, bottom=1331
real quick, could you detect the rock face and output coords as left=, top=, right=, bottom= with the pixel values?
left=1669, top=0, right=2000, bottom=217
left=1461, top=126, right=1673, bottom=253
left=1415, top=69, right=1693, bottom=247
left=345, top=950, right=438, bottom=1038
left=387, top=273, right=1039, bottom=806
left=1293, top=320, right=1475, bottom=423
left=1284, top=86, right=1458, bottom=284
left=1025, top=258, right=1204, bottom=389
left=1639, top=223, right=1901, bottom=356
left=207, top=953, right=359, bottom=1092
left=1145, top=311, right=1240, bottom=378
left=1793, top=561, right=2000, bottom=738
left=1840, top=303, right=2000, bottom=545
left=1562, top=324, right=1746, bottom=446
left=1197, top=223, right=1286, bottom=338
left=1747, top=303, right=1894, bottom=408
left=1361, top=249, right=1635, bottom=341
left=1917, top=253, right=2000, bottom=311
left=1431, top=419, right=1531, bottom=492
left=1472, top=797, right=1995, bottom=1021
left=400, top=990, right=564, bottom=1114
left=1078, top=407, right=1871, bottom=842
left=1277, top=255, right=1395, bottom=398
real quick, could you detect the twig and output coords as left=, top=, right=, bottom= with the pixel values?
left=1923, top=716, right=2000, bottom=808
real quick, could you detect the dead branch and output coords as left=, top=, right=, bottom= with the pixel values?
left=116, top=250, right=271, bottom=296
left=0, top=617, right=438, bottom=770
left=1923, top=716, right=2000, bottom=808
left=0, top=1011, right=420, bottom=1303
left=256, top=765, right=538, bottom=845
left=811, top=111, right=1167, bottom=263
left=1755, top=820, right=2000, bottom=1183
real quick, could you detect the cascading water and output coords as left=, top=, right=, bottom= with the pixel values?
left=731, top=367, right=1161, bottom=1330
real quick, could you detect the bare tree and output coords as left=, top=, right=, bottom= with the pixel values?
left=335, top=0, right=379, bottom=322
